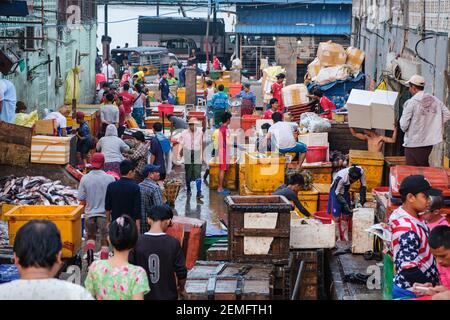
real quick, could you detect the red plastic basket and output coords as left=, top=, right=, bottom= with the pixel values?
left=306, top=146, right=328, bottom=163
left=157, top=103, right=174, bottom=118
left=313, top=211, right=332, bottom=224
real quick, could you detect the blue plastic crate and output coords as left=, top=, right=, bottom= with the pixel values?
left=0, top=264, right=19, bottom=283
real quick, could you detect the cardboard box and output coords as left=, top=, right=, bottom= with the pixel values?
left=307, top=58, right=321, bottom=80
left=346, top=47, right=365, bottom=72
left=34, top=119, right=56, bottom=136
left=317, top=41, right=347, bottom=67
left=31, top=135, right=73, bottom=165
left=282, top=84, right=309, bottom=107
left=347, top=89, right=374, bottom=129
left=371, top=90, right=398, bottom=130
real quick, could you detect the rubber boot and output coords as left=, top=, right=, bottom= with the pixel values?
left=86, top=240, right=95, bottom=266
left=196, top=178, right=203, bottom=199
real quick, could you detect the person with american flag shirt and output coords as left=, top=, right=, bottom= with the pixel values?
left=388, top=175, right=441, bottom=299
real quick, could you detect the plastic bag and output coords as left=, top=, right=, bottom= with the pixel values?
left=14, top=110, right=38, bottom=127
left=64, top=67, right=81, bottom=105
left=300, top=112, right=331, bottom=133
left=315, top=65, right=351, bottom=85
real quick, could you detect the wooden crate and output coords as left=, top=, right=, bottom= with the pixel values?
left=206, top=240, right=229, bottom=261
left=34, top=119, right=57, bottom=136
left=289, top=249, right=326, bottom=300
left=185, top=261, right=274, bottom=300
left=328, top=123, right=367, bottom=154
left=224, top=196, right=293, bottom=264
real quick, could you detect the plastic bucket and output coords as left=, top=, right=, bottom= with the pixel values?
left=306, top=146, right=328, bottom=163
left=372, top=187, right=390, bottom=193
left=313, top=211, right=332, bottom=224
left=229, top=84, right=243, bottom=97
left=157, top=104, right=174, bottom=118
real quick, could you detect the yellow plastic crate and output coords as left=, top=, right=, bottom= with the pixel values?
left=301, top=162, right=332, bottom=184
left=239, top=163, right=246, bottom=195
left=296, top=189, right=319, bottom=217
left=5, top=205, right=83, bottom=258
left=0, top=204, right=16, bottom=221
left=177, top=87, right=186, bottom=105
left=349, top=150, right=384, bottom=192
left=245, top=152, right=286, bottom=193
left=208, top=157, right=238, bottom=190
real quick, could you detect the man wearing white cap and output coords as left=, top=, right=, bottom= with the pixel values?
left=400, top=75, right=450, bottom=166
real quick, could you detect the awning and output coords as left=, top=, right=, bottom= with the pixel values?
left=0, top=1, right=29, bottom=17
left=236, top=4, right=351, bottom=35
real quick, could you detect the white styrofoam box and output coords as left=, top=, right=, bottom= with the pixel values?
left=290, top=212, right=336, bottom=249
left=298, top=132, right=328, bottom=146
left=347, top=89, right=374, bottom=129
left=352, top=208, right=375, bottom=254
left=370, top=90, right=398, bottom=130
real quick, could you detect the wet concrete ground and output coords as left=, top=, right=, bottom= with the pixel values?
left=170, top=164, right=238, bottom=229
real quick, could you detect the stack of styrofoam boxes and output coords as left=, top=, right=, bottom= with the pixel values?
left=347, top=89, right=398, bottom=131
left=298, top=132, right=329, bottom=163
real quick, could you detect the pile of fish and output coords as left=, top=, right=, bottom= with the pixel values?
left=0, top=175, right=79, bottom=206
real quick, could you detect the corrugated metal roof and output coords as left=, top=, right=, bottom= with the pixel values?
left=236, top=4, right=351, bottom=35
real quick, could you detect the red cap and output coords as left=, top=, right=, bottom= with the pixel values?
left=90, top=153, right=105, bottom=169
left=76, top=111, right=85, bottom=120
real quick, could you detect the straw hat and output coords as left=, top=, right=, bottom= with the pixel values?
left=188, top=117, right=200, bottom=125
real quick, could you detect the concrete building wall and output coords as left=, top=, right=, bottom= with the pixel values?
left=0, top=0, right=97, bottom=118
left=352, top=0, right=450, bottom=166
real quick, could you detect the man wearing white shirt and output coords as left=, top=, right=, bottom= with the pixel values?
left=179, top=118, right=204, bottom=200
left=45, top=105, right=71, bottom=136
left=102, top=59, right=116, bottom=84
left=262, top=112, right=308, bottom=169
left=0, top=78, right=17, bottom=124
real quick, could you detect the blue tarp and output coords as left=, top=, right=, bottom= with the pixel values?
left=236, top=4, right=351, bottom=35
left=307, top=73, right=366, bottom=109
left=0, top=1, right=29, bottom=17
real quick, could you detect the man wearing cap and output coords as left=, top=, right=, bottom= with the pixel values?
left=388, top=175, right=441, bottom=299
left=400, top=74, right=450, bottom=166
left=179, top=118, right=204, bottom=199
left=78, top=153, right=116, bottom=264
left=271, top=73, right=285, bottom=113
left=75, top=111, right=93, bottom=169
left=139, top=164, right=164, bottom=233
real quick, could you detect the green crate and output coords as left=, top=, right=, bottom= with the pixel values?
left=382, top=253, right=394, bottom=300
left=200, top=236, right=228, bottom=260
